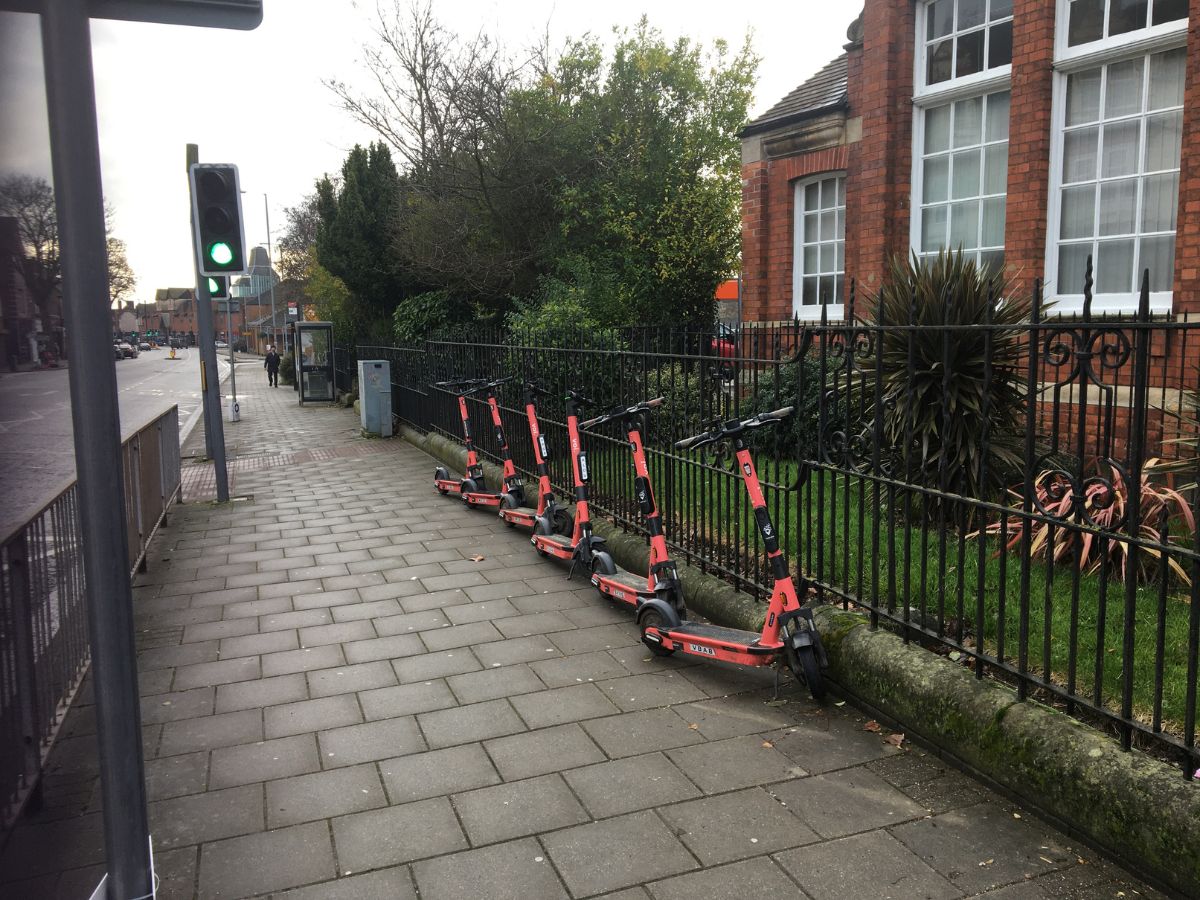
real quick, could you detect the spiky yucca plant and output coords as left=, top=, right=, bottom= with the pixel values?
left=977, top=460, right=1196, bottom=586
left=851, top=250, right=1035, bottom=522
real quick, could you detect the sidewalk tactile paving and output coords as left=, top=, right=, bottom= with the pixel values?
left=3, top=377, right=1167, bottom=899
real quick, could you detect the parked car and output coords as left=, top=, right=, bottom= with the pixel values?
left=118, top=342, right=137, bottom=358
left=113, top=344, right=124, bottom=360
left=138, top=341, right=151, bottom=352
left=168, top=338, right=184, bottom=349
left=214, top=341, right=228, bottom=349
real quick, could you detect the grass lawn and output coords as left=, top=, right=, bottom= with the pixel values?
left=585, top=442, right=1197, bottom=737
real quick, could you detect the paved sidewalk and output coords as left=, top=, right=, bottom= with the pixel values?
left=0, top=380, right=1164, bottom=899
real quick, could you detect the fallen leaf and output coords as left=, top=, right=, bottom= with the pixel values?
left=470, top=554, right=485, bottom=562
left=978, top=858, right=994, bottom=867
left=864, top=720, right=883, bottom=733
left=885, top=733, right=905, bottom=747
left=761, top=740, right=774, bottom=749
left=688, top=723, right=699, bottom=730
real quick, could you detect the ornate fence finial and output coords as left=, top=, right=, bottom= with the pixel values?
left=1138, top=268, right=1151, bottom=322
left=1082, top=254, right=1094, bottom=320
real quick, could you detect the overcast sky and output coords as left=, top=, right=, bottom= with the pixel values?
left=0, top=2, right=855, bottom=299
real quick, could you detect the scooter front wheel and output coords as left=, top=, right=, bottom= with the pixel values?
left=789, top=643, right=826, bottom=701
left=638, top=607, right=675, bottom=657
left=552, top=507, right=574, bottom=538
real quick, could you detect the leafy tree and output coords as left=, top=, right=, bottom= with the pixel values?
left=315, top=142, right=407, bottom=335
left=327, top=5, right=756, bottom=330
left=303, top=255, right=356, bottom=343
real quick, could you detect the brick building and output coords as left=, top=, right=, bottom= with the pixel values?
left=741, top=1, right=1197, bottom=322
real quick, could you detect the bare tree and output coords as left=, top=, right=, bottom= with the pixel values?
left=276, top=188, right=328, bottom=282
left=0, top=173, right=60, bottom=317
left=106, top=236, right=136, bottom=305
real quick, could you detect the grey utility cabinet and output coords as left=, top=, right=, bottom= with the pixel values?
left=358, top=359, right=393, bottom=437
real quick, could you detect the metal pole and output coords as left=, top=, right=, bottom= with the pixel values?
left=227, top=292, right=238, bottom=416
left=39, top=3, right=153, bottom=897
left=265, top=193, right=277, bottom=350
left=186, top=145, right=230, bottom=499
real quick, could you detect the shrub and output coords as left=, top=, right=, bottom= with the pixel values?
left=279, top=350, right=296, bottom=386
left=977, top=459, right=1196, bottom=586
left=503, top=276, right=628, bottom=403
left=393, top=289, right=472, bottom=344
left=644, top=362, right=723, bottom=439
left=849, top=250, right=1035, bottom=521
left=740, top=355, right=828, bottom=462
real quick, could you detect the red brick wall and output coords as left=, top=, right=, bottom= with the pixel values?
left=1174, top=0, right=1200, bottom=315
left=1003, top=0, right=1057, bottom=300
left=740, top=160, right=769, bottom=321
left=845, top=0, right=915, bottom=297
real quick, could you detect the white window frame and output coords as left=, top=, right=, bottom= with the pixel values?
left=915, top=0, right=1014, bottom=98
left=911, top=1, right=1013, bottom=270
left=792, top=173, right=846, bottom=322
left=1044, top=0, right=1187, bottom=315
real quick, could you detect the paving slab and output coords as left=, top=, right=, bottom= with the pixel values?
left=411, top=838, right=566, bottom=900
left=378, top=743, right=502, bottom=803
left=774, top=830, right=959, bottom=900
left=331, top=797, right=467, bottom=872
left=452, top=773, right=589, bottom=845
left=541, top=810, right=699, bottom=897
left=657, top=786, right=820, bottom=865
left=198, top=820, right=334, bottom=898
left=14, top=384, right=1161, bottom=900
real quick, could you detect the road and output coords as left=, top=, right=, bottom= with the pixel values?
left=0, top=348, right=229, bottom=537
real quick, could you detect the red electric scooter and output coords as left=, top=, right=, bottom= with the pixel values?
left=433, top=376, right=525, bottom=509
left=572, top=397, right=686, bottom=618
left=635, top=407, right=828, bottom=700
left=498, top=381, right=571, bottom=534
left=433, top=377, right=488, bottom=497
left=531, top=389, right=603, bottom=562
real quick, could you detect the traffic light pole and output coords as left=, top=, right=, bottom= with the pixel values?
left=186, top=145, right=230, bottom=500
left=40, top=3, right=153, bottom=898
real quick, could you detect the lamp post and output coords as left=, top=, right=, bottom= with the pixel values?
left=265, top=194, right=279, bottom=351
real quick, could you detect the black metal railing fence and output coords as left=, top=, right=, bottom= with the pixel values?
left=1, top=406, right=182, bottom=838
left=363, top=277, right=1200, bottom=776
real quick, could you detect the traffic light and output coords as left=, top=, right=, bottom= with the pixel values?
left=189, top=163, right=247, bottom=276
left=207, top=276, right=228, bottom=299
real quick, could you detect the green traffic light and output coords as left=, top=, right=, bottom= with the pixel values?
left=207, top=277, right=219, bottom=292
left=208, top=242, right=234, bottom=266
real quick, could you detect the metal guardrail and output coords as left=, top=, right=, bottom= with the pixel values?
left=0, top=405, right=181, bottom=836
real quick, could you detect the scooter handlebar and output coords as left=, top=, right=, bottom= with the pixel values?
left=462, top=375, right=514, bottom=395
left=674, top=406, right=795, bottom=451
left=579, top=396, right=666, bottom=430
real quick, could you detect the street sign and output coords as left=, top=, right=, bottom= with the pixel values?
left=287, top=302, right=297, bottom=317
left=0, top=1, right=263, bottom=29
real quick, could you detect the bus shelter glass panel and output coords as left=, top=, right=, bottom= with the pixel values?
left=297, top=322, right=335, bottom=403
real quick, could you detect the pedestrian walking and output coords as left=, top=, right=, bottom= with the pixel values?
left=264, top=345, right=281, bottom=387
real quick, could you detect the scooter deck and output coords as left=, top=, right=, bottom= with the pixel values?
left=605, top=570, right=653, bottom=592
left=463, top=492, right=503, bottom=508
left=668, top=622, right=778, bottom=654
left=535, top=533, right=573, bottom=548
left=499, top=505, right=538, bottom=522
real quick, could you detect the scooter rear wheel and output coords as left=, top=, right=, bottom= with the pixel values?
left=638, top=607, right=675, bottom=657
left=500, top=492, right=518, bottom=524
left=435, top=467, right=450, bottom=494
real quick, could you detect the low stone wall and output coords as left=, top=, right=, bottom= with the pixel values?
left=399, top=424, right=1200, bottom=898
